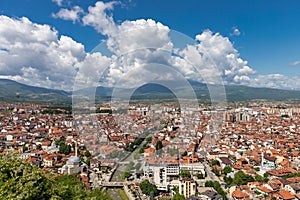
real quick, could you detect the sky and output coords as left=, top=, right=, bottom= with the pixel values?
left=1, top=0, right=300, bottom=91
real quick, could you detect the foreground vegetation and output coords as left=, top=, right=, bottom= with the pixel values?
left=0, top=157, right=111, bottom=199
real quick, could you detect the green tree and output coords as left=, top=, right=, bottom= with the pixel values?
left=255, top=174, right=264, bottom=182
left=84, top=150, right=91, bottom=157
left=135, top=163, right=142, bottom=171
left=223, top=166, right=232, bottom=175
left=139, top=180, right=158, bottom=197
left=205, top=181, right=214, bottom=187
left=85, top=157, right=91, bottom=166
left=146, top=136, right=152, bottom=143
left=181, top=151, right=187, bottom=157
left=224, top=176, right=233, bottom=187
left=172, top=187, right=185, bottom=200
left=210, top=159, right=220, bottom=166
left=156, top=140, right=163, bottom=150
left=232, top=171, right=254, bottom=186
left=59, top=143, right=71, bottom=155
left=123, top=171, right=131, bottom=180
left=197, top=173, right=205, bottom=179
left=52, top=174, right=86, bottom=199
left=204, top=181, right=228, bottom=200
left=180, top=170, right=191, bottom=178
left=22, top=145, right=28, bottom=152
left=212, top=168, right=220, bottom=176
left=0, top=157, right=111, bottom=200
left=0, top=157, right=52, bottom=199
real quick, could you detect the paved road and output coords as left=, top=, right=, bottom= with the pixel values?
left=203, top=162, right=230, bottom=199
left=107, top=127, right=160, bottom=200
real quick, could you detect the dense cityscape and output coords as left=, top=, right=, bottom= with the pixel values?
left=0, top=102, right=300, bottom=199
left=1, top=0, right=300, bottom=199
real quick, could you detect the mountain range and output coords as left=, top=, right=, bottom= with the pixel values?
left=0, top=78, right=300, bottom=104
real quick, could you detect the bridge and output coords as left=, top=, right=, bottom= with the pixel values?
left=99, top=181, right=125, bottom=187
left=119, top=161, right=130, bottom=165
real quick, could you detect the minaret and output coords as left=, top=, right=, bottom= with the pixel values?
left=261, top=151, right=264, bottom=170
left=75, top=141, right=78, bottom=157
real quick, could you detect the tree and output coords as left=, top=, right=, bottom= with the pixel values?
left=197, top=173, right=205, bottom=179
left=123, top=171, right=131, bottom=180
left=223, top=166, right=232, bottom=175
left=210, top=159, right=220, bottom=166
left=156, top=140, right=163, bottom=150
left=135, top=163, right=142, bottom=171
left=139, top=180, right=158, bottom=197
left=224, top=176, right=233, bottom=187
left=22, top=145, right=28, bottom=152
left=180, top=170, right=191, bottom=178
left=205, top=181, right=214, bottom=187
left=52, top=174, right=112, bottom=199
left=52, top=174, right=86, bottom=199
left=212, top=168, right=220, bottom=176
left=146, top=136, right=152, bottom=143
left=172, top=187, right=185, bottom=200
left=0, top=157, right=111, bottom=200
left=204, top=181, right=228, bottom=200
left=59, top=143, right=71, bottom=155
left=255, top=174, right=264, bottom=182
left=0, top=157, right=52, bottom=199
left=232, top=171, right=254, bottom=186
left=85, top=157, right=91, bottom=166
left=84, top=150, right=91, bottom=157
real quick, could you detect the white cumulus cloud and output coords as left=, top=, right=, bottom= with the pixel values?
left=290, top=60, right=300, bottom=66
left=0, top=15, right=86, bottom=90
left=52, top=0, right=64, bottom=6
left=249, top=74, right=300, bottom=90
left=1, top=1, right=298, bottom=91
left=52, top=6, right=83, bottom=23
left=231, top=27, right=240, bottom=36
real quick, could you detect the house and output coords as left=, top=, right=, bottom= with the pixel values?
left=256, top=185, right=273, bottom=196
left=232, top=190, right=249, bottom=200
left=200, top=190, right=222, bottom=200
left=6, top=134, right=13, bottom=141
left=277, top=190, right=296, bottom=200
left=43, top=155, right=54, bottom=167
left=284, top=183, right=300, bottom=195
left=41, top=141, right=51, bottom=150
left=218, top=157, right=232, bottom=168
left=144, top=147, right=155, bottom=157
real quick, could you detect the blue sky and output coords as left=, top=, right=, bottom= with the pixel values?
left=1, top=0, right=300, bottom=90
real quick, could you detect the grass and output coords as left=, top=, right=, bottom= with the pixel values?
left=119, top=189, right=129, bottom=200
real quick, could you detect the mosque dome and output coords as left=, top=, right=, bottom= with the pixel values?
left=67, top=156, right=80, bottom=164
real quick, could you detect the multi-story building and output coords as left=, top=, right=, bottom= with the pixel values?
left=144, top=161, right=180, bottom=191
left=178, top=178, right=196, bottom=198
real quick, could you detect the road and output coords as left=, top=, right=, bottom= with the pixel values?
left=107, top=127, right=160, bottom=200
left=203, top=162, right=230, bottom=199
